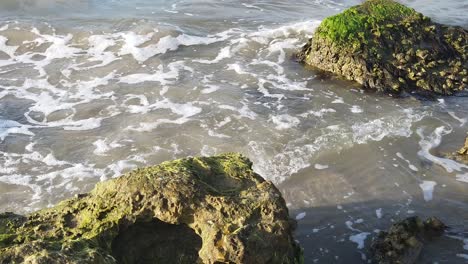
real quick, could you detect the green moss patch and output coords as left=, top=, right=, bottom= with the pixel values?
left=316, top=0, right=419, bottom=49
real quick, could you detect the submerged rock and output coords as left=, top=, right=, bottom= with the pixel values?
left=297, top=0, right=467, bottom=96
left=370, top=216, right=446, bottom=264
left=0, top=153, right=301, bottom=264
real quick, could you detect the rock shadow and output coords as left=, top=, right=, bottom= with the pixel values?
left=111, top=218, right=202, bottom=264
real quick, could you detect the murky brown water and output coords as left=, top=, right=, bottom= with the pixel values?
left=0, top=0, right=467, bottom=262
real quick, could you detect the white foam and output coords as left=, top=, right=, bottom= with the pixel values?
left=417, top=127, right=468, bottom=173
left=447, top=111, right=467, bottom=126
left=271, top=114, right=300, bottom=130
left=352, top=109, right=423, bottom=144
left=266, top=38, right=297, bottom=64
left=456, top=173, right=468, bottom=183
left=296, top=212, right=306, bottom=220
left=42, top=153, right=69, bottom=167
left=216, top=116, right=232, bottom=128
left=349, top=232, right=370, bottom=249
left=345, top=220, right=360, bottom=232
left=300, top=108, right=336, bottom=118
left=0, top=119, right=34, bottom=140
left=119, top=62, right=183, bottom=85
left=249, top=20, right=321, bottom=42
left=127, top=99, right=202, bottom=132
left=2, top=73, right=115, bottom=132
left=207, top=130, right=230, bottom=139
left=241, top=3, right=264, bottom=11
left=200, top=145, right=217, bottom=156
left=314, top=164, right=329, bottom=170
left=93, top=139, right=123, bottom=156
left=83, top=35, right=119, bottom=68
left=194, top=46, right=231, bottom=64
left=396, top=152, right=419, bottom=172
left=29, top=28, right=82, bottom=76
left=0, top=35, right=18, bottom=58
left=251, top=108, right=425, bottom=182
left=201, top=84, right=220, bottom=94
left=219, top=104, right=257, bottom=120
left=227, top=63, right=251, bottom=75
left=119, top=30, right=234, bottom=63
left=350, top=105, right=363, bottom=113
left=106, top=160, right=139, bottom=179
left=56, top=117, right=103, bottom=131
left=419, top=181, right=437, bottom=201
left=376, top=208, right=383, bottom=219
left=332, top=98, right=344, bottom=104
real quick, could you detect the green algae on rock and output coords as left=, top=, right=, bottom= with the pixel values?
left=370, top=216, right=446, bottom=264
left=0, top=153, right=302, bottom=264
left=297, top=0, right=468, bottom=95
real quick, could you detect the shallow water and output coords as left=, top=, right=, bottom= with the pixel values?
left=0, top=0, right=467, bottom=263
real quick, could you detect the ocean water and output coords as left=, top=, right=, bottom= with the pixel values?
left=0, top=0, right=467, bottom=262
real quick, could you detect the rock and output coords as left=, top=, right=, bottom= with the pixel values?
left=297, top=0, right=468, bottom=96
left=0, top=153, right=302, bottom=264
left=370, top=216, right=446, bottom=264
left=445, top=134, right=468, bottom=164
left=457, top=135, right=468, bottom=155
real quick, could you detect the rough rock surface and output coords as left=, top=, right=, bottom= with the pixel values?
left=370, top=216, right=446, bottom=264
left=458, top=135, right=468, bottom=155
left=445, top=134, right=468, bottom=164
left=0, top=153, right=302, bottom=264
left=297, top=0, right=468, bottom=96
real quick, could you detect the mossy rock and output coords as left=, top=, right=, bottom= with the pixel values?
left=370, top=217, right=446, bottom=264
left=297, top=0, right=468, bottom=96
left=0, top=153, right=302, bottom=264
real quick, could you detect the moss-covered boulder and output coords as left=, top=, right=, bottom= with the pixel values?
left=370, top=217, right=446, bottom=264
left=297, top=0, right=467, bottom=95
left=0, top=153, right=301, bottom=264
